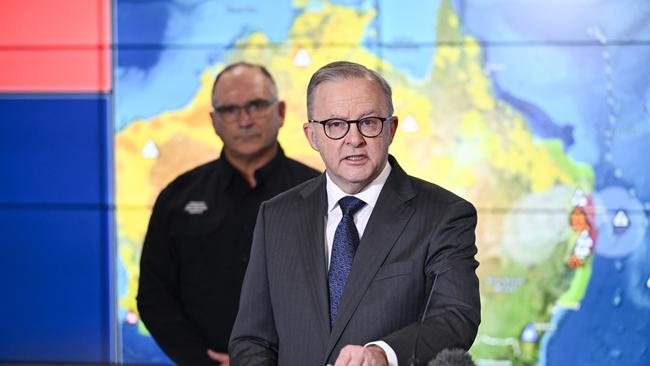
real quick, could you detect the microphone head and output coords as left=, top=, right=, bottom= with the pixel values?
left=427, top=348, right=475, bottom=366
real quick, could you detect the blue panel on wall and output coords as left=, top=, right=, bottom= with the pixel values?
left=0, top=207, right=109, bottom=362
left=0, top=93, right=112, bottom=363
left=0, top=95, right=109, bottom=205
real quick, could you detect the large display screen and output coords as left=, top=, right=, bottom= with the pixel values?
left=114, top=1, right=650, bottom=364
left=1, top=0, right=648, bottom=365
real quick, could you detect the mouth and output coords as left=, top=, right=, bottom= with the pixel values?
left=236, top=133, right=260, bottom=141
left=342, top=154, right=368, bottom=164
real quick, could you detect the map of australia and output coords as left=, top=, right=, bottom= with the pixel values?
left=115, top=0, right=650, bottom=364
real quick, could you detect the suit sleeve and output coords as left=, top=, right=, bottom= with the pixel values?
left=229, top=202, right=279, bottom=365
left=137, top=191, right=216, bottom=366
left=382, top=199, right=481, bottom=364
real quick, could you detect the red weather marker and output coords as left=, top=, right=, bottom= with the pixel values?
left=568, top=194, right=598, bottom=269
left=567, top=254, right=583, bottom=269
left=0, top=0, right=112, bottom=92
left=569, top=194, right=599, bottom=243
left=569, top=206, right=591, bottom=233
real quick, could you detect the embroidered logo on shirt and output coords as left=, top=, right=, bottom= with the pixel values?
left=184, top=201, right=208, bottom=215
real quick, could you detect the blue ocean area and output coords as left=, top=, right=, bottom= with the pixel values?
left=492, top=81, right=574, bottom=148
left=453, top=0, right=650, bottom=170
left=372, top=0, right=441, bottom=80
left=542, top=187, right=650, bottom=365
left=122, top=323, right=173, bottom=364
left=546, top=253, right=650, bottom=365
left=329, top=0, right=373, bottom=7
left=116, top=1, right=170, bottom=70
left=379, top=0, right=441, bottom=45
left=380, top=47, right=436, bottom=81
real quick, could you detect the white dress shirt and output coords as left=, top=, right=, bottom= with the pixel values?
left=324, top=161, right=399, bottom=366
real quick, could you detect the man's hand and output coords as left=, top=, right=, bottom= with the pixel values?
left=207, top=349, right=230, bottom=365
left=334, top=345, right=388, bottom=366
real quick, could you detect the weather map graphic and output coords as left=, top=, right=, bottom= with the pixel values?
left=109, top=0, right=650, bottom=365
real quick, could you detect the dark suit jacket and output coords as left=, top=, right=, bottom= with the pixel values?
left=230, top=156, right=480, bottom=365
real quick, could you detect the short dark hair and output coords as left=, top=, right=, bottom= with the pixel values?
left=306, top=61, right=393, bottom=119
left=211, top=62, right=278, bottom=107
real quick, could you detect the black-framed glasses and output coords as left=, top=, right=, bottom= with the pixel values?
left=308, top=116, right=392, bottom=140
left=213, top=98, right=277, bottom=122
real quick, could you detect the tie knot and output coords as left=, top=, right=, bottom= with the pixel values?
left=338, top=196, right=366, bottom=218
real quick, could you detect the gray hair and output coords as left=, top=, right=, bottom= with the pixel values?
left=211, top=61, right=278, bottom=108
left=306, top=61, right=394, bottom=119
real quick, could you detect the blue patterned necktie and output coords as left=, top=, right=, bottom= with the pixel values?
left=329, top=196, right=366, bottom=327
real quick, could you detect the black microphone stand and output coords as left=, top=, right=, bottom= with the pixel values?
left=407, top=271, right=439, bottom=366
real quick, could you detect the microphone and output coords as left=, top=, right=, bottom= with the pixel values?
left=427, top=348, right=475, bottom=366
left=407, top=271, right=439, bottom=366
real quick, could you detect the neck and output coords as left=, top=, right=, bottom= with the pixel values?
left=337, top=182, right=367, bottom=195
left=330, top=159, right=388, bottom=194
left=224, top=144, right=278, bottom=188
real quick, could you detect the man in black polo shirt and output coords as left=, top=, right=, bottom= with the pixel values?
left=137, top=62, right=320, bottom=365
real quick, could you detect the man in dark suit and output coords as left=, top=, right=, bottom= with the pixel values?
left=137, top=62, right=319, bottom=365
left=229, top=61, right=480, bottom=366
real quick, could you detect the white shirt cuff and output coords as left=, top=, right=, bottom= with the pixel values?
left=365, top=340, right=398, bottom=366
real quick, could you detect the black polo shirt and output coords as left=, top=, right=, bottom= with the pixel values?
left=137, top=146, right=320, bottom=365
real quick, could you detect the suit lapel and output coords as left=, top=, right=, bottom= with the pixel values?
left=325, top=157, right=416, bottom=359
left=296, top=175, right=330, bottom=348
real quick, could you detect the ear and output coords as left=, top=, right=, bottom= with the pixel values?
left=303, top=122, right=320, bottom=152
left=387, top=116, right=398, bottom=144
left=210, top=111, right=221, bottom=136
left=276, top=100, right=286, bottom=127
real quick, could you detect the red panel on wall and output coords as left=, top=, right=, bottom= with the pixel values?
left=0, top=0, right=111, bottom=92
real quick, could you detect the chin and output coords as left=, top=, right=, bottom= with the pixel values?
left=236, top=142, right=265, bottom=153
left=343, top=173, right=373, bottom=186
left=351, top=165, right=375, bottom=177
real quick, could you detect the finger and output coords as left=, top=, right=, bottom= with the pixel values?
left=348, top=357, right=362, bottom=366
left=365, top=346, right=387, bottom=366
left=347, top=351, right=363, bottom=366
left=346, top=346, right=367, bottom=366
left=334, top=347, right=352, bottom=366
left=363, top=353, right=381, bottom=366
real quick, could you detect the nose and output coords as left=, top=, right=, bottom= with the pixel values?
left=237, top=107, right=254, bottom=128
left=344, top=123, right=365, bottom=147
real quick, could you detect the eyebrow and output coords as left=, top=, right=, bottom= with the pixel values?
left=326, top=109, right=379, bottom=119
left=214, top=97, right=271, bottom=108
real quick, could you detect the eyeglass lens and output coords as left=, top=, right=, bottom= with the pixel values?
left=324, top=117, right=384, bottom=139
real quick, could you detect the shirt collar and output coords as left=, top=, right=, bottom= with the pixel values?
left=217, top=144, right=285, bottom=191
left=326, top=159, right=392, bottom=213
